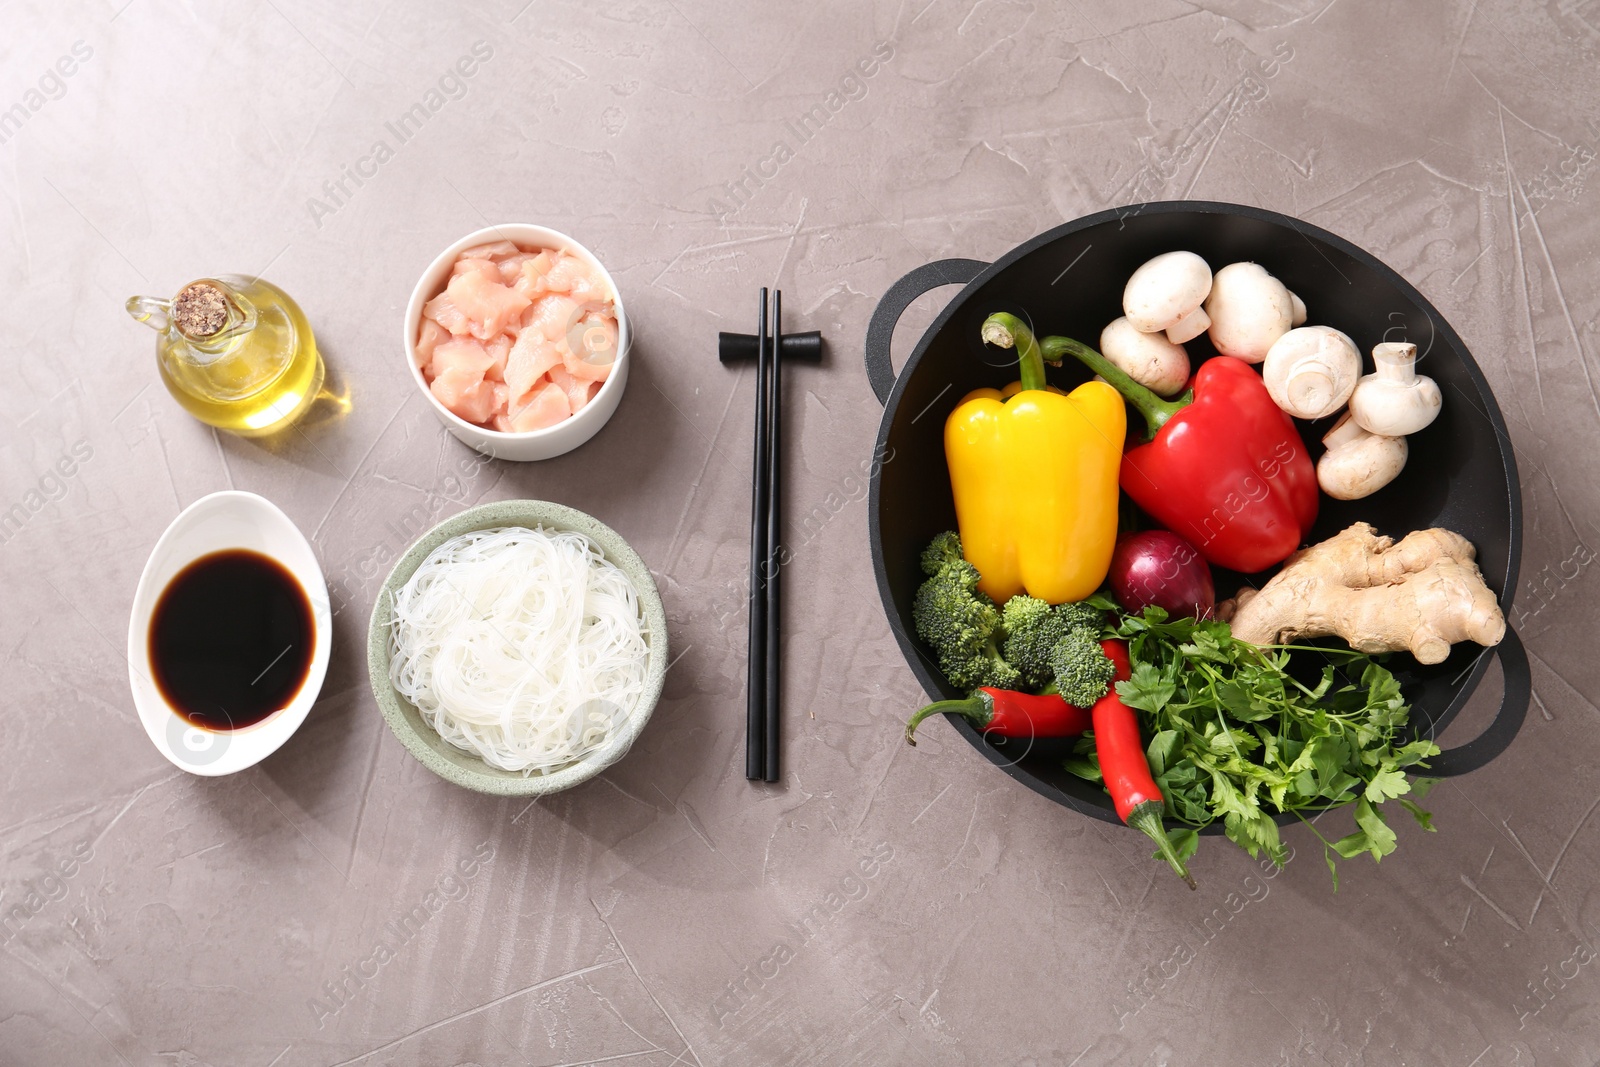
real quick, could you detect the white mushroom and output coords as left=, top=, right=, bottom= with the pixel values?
left=1288, top=290, right=1308, bottom=327
left=1100, top=316, right=1190, bottom=396
left=1203, top=262, right=1293, bottom=362
left=1317, top=411, right=1408, bottom=500
left=1262, top=326, right=1361, bottom=420
left=1349, top=342, right=1442, bottom=436
left=1123, top=251, right=1213, bottom=344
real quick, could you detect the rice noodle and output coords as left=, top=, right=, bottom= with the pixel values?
left=388, top=526, right=649, bottom=774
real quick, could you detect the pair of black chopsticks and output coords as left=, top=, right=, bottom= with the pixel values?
left=721, top=293, right=822, bottom=783
left=746, top=289, right=783, bottom=782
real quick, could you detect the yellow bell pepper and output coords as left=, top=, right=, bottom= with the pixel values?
left=946, top=313, right=1126, bottom=605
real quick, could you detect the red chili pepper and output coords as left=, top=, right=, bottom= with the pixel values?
left=1045, top=337, right=1318, bottom=574
left=1093, top=639, right=1197, bottom=889
left=905, top=687, right=1093, bottom=747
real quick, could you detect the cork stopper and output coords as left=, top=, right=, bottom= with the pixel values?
left=172, top=282, right=231, bottom=339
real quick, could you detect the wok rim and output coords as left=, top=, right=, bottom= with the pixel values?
left=867, top=200, right=1524, bottom=823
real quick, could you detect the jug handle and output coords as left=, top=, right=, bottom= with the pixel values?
left=863, top=259, right=987, bottom=406
left=126, top=295, right=171, bottom=332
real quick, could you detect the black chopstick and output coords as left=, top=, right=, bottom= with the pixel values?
left=745, top=289, right=770, bottom=780
left=763, top=290, right=783, bottom=783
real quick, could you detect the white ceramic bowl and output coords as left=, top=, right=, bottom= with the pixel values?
left=127, top=491, right=331, bottom=776
left=403, top=224, right=630, bottom=462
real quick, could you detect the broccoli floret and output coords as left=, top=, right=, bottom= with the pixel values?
left=1001, top=596, right=1108, bottom=690
left=912, top=532, right=1107, bottom=695
left=1001, top=593, right=1053, bottom=636
left=920, top=530, right=966, bottom=577
left=1001, top=595, right=1065, bottom=688
left=1055, top=600, right=1105, bottom=632
left=1048, top=626, right=1117, bottom=707
left=912, top=557, right=1021, bottom=692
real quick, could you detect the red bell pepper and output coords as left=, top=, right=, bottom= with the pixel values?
left=1042, top=335, right=1318, bottom=574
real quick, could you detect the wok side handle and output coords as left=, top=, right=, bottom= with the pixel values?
left=1428, top=625, right=1529, bottom=777
left=864, top=258, right=987, bottom=406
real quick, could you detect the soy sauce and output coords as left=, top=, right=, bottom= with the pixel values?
left=149, top=549, right=314, bottom=731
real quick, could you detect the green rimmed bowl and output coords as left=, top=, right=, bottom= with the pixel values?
left=366, top=499, right=668, bottom=795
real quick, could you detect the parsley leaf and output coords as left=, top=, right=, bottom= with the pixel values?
left=1398, top=797, right=1435, bottom=831
left=1116, top=661, right=1176, bottom=713
left=1161, top=828, right=1200, bottom=864
left=1364, top=768, right=1411, bottom=803
left=1063, top=755, right=1102, bottom=783
left=1146, top=729, right=1180, bottom=776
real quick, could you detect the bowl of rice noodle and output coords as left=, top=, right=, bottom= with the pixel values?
left=367, top=499, right=668, bottom=795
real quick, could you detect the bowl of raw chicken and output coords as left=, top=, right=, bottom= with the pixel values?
left=404, top=223, right=629, bottom=462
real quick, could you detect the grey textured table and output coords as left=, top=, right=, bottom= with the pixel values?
left=3, top=2, right=1598, bottom=1064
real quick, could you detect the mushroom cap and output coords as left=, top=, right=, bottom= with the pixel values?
left=1123, top=251, right=1213, bottom=335
left=1349, top=373, right=1443, bottom=436
left=1263, top=326, right=1361, bottom=420
left=1288, top=290, right=1308, bottom=327
left=1100, top=316, right=1191, bottom=396
left=1204, top=262, right=1293, bottom=363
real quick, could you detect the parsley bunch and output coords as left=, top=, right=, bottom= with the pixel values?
left=1065, top=606, right=1440, bottom=887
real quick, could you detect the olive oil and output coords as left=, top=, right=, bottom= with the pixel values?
left=127, top=276, right=324, bottom=436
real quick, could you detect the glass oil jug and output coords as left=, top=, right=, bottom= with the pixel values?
left=126, top=276, right=324, bottom=436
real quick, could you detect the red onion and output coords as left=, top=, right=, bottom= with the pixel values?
left=1110, top=531, right=1215, bottom=619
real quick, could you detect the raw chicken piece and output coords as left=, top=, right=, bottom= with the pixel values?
left=428, top=338, right=495, bottom=384
left=460, top=240, right=521, bottom=260
left=484, top=335, right=511, bottom=382
left=451, top=257, right=500, bottom=282
left=548, top=365, right=602, bottom=413
left=415, top=318, right=449, bottom=372
left=511, top=252, right=556, bottom=301
left=524, top=294, right=581, bottom=344
left=508, top=381, right=572, bottom=432
left=446, top=269, right=532, bottom=342
left=491, top=414, right=513, bottom=433
left=431, top=366, right=500, bottom=424
left=574, top=310, right=618, bottom=358
left=497, top=253, right=536, bottom=286
left=547, top=369, right=592, bottom=415
left=423, top=292, right=472, bottom=337
left=505, top=330, right=563, bottom=404
left=544, top=252, right=608, bottom=301
left=563, top=347, right=613, bottom=383
left=562, top=312, right=618, bottom=382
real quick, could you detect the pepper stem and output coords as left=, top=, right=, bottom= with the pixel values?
left=1126, top=800, right=1197, bottom=890
left=979, top=313, right=1047, bottom=393
left=1038, top=334, right=1190, bottom=440
left=905, top=693, right=993, bottom=746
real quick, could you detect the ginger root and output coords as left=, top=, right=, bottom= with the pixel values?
left=1218, top=522, right=1506, bottom=665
